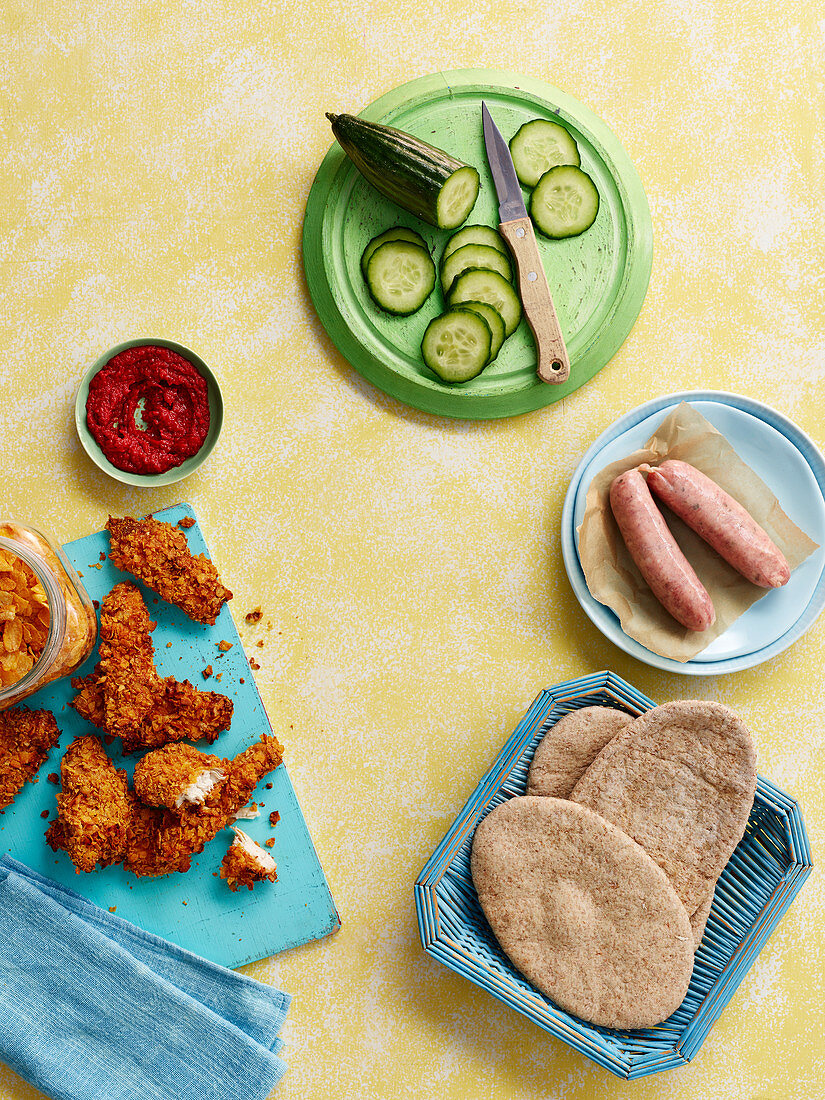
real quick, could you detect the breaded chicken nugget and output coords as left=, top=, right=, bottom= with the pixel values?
left=107, top=515, right=232, bottom=625
left=220, top=827, right=277, bottom=891
left=133, top=743, right=225, bottom=811
left=133, top=679, right=233, bottom=753
left=73, top=667, right=232, bottom=753
left=46, top=735, right=131, bottom=873
left=70, top=585, right=233, bottom=752
left=125, top=734, right=283, bottom=877
left=0, top=707, right=60, bottom=811
left=98, top=582, right=162, bottom=735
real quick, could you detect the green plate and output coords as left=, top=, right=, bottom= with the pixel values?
left=303, top=69, right=653, bottom=420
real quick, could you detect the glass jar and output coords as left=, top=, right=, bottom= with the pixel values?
left=0, top=520, right=97, bottom=711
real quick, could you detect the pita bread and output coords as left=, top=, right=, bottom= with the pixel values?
left=471, top=796, right=694, bottom=1029
left=571, top=701, right=756, bottom=914
left=690, top=888, right=714, bottom=947
left=527, top=706, right=633, bottom=799
left=527, top=704, right=717, bottom=948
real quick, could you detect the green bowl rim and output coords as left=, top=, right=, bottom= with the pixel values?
left=74, top=337, right=224, bottom=487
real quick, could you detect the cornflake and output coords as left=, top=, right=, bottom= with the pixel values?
left=0, top=548, right=50, bottom=688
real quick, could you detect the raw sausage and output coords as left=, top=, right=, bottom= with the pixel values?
left=644, top=460, right=790, bottom=588
left=609, top=468, right=715, bottom=631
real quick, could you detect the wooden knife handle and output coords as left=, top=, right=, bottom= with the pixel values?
left=499, top=216, right=570, bottom=385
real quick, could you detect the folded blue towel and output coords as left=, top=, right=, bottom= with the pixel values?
left=0, top=856, right=291, bottom=1100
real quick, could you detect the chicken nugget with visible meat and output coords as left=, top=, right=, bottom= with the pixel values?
left=46, top=735, right=131, bottom=872
left=133, top=743, right=226, bottom=811
left=125, top=733, right=283, bottom=877
left=107, top=515, right=232, bottom=625
left=220, top=827, right=277, bottom=891
left=0, top=707, right=60, bottom=811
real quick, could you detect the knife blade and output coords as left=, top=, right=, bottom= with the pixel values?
left=481, top=102, right=571, bottom=384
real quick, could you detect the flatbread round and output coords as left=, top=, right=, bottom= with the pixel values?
left=571, top=700, right=756, bottom=914
left=526, top=704, right=713, bottom=950
left=527, top=706, right=633, bottom=798
left=471, top=796, right=694, bottom=1029
left=690, top=888, right=714, bottom=947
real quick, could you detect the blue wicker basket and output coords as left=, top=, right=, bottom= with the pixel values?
left=415, top=672, right=813, bottom=1080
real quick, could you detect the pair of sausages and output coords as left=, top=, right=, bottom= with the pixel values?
left=609, top=460, right=790, bottom=632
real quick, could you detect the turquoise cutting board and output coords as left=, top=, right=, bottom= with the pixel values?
left=303, top=68, right=653, bottom=419
left=0, top=504, right=340, bottom=968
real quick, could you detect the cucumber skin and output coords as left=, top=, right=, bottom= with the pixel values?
left=327, top=113, right=479, bottom=229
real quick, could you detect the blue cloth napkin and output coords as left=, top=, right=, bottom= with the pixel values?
left=0, top=856, right=291, bottom=1100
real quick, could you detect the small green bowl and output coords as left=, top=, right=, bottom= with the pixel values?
left=75, top=338, right=224, bottom=487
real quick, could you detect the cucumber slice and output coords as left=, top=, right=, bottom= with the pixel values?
left=365, top=240, right=436, bottom=315
left=442, top=224, right=508, bottom=263
left=448, top=268, right=522, bottom=337
left=361, top=227, right=427, bottom=278
left=440, top=243, right=512, bottom=296
left=421, top=309, right=492, bottom=383
left=530, top=165, right=599, bottom=239
left=456, top=300, right=505, bottom=362
left=437, top=166, right=482, bottom=230
left=509, top=119, right=580, bottom=188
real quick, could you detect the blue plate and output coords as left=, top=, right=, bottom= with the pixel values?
left=560, top=391, right=825, bottom=675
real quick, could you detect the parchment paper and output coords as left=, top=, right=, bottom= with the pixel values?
left=578, top=403, right=819, bottom=662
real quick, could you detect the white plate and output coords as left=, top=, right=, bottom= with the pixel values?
left=560, top=391, right=825, bottom=674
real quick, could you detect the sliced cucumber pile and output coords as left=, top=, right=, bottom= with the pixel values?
left=357, top=208, right=523, bottom=385
left=416, top=221, right=519, bottom=384
left=442, top=224, right=509, bottom=263
left=421, top=309, right=492, bottom=383
left=361, top=227, right=427, bottom=278
left=509, top=118, right=580, bottom=188
left=530, top=164, right=600, bottom=240
left=507, top=116, right=600, bottom=240
left=364, top=239, right=436, bottom=315
left=448, top=269, right=522, bottom=338
left=440, top=243, right=512, bottom=296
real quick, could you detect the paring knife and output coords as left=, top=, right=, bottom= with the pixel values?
left=481, top=102, right=570, bottom=385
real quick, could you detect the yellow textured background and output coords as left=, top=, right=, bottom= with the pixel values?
left=1, top=1, right=823, bottom=1098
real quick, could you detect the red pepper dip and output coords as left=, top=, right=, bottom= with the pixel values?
left=86, top=345, right=210, bottom=474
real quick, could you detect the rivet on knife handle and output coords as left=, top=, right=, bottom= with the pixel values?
left=499, top=217, right=570, bottom=385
